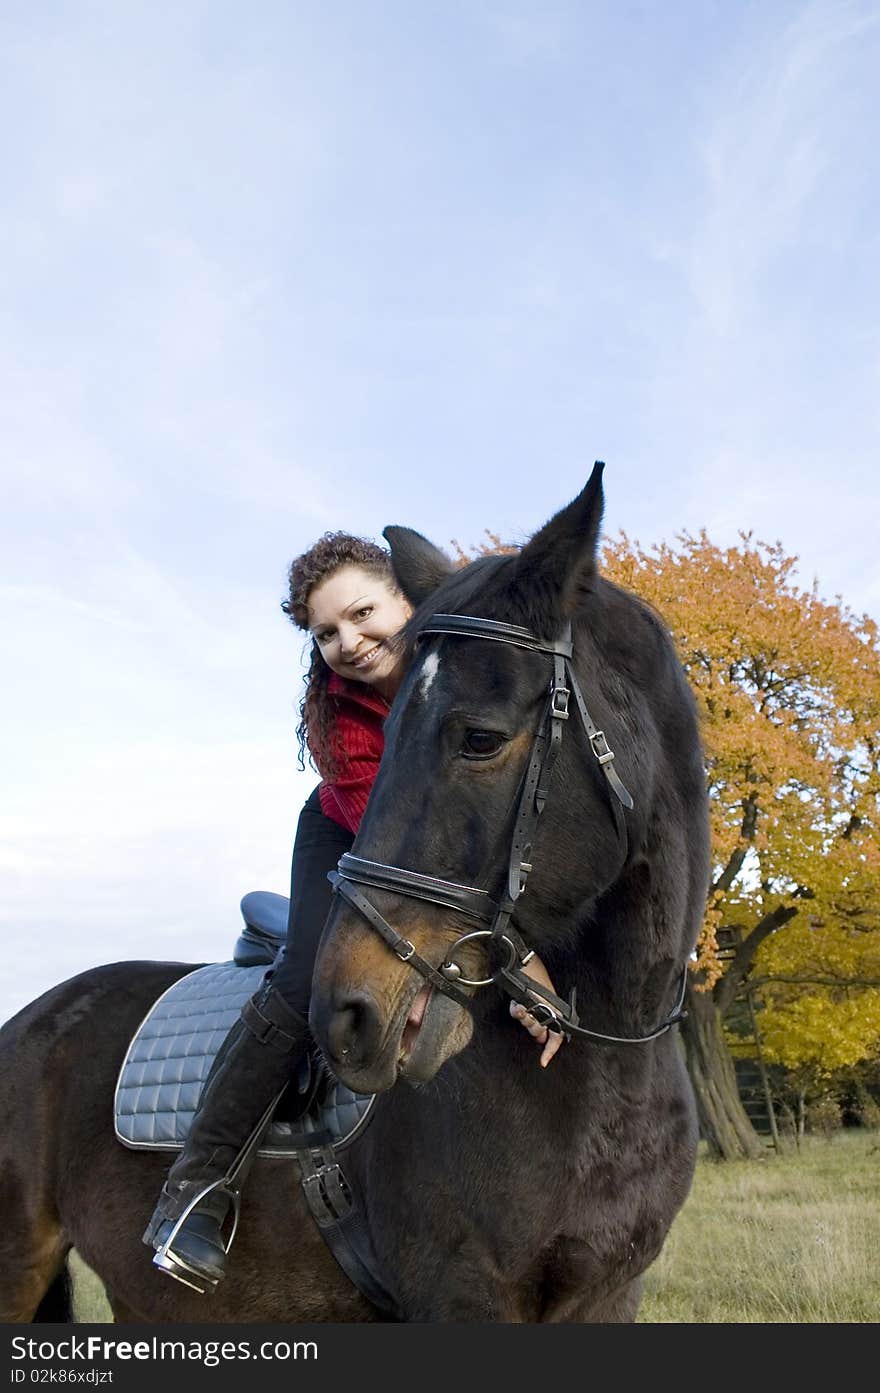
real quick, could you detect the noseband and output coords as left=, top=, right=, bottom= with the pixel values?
left=328, top=613, right=688, bottom=1046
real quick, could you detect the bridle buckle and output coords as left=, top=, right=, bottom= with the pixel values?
left=551, top=686, right=570, bottom=719
left=590, top=730, right=615, bottom=765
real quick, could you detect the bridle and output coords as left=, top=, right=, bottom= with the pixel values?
left=328, top=613, right=688, bottom=1046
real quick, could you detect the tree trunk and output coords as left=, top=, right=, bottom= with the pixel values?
left=680, top=982, right=764, bottom=1160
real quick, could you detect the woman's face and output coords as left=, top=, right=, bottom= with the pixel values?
left=307, top=565, right=414, bottom=701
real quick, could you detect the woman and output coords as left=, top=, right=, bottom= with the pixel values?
left=143, top=532, right=562, bottom=1292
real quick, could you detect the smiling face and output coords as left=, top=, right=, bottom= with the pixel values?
left=307, top=564, right=414, bottom=701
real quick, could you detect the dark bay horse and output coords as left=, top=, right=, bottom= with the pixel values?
left=0, top=466, right=709, bottom=1322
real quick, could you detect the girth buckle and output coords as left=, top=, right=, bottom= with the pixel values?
left=298, top=1146, right=354, bottom=1228
left=590, top=730, right=615, bottom=765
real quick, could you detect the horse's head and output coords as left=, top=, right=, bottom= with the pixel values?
left=310, top=465, right=663, bottom=1091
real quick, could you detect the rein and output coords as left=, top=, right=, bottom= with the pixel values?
left=328, top=613, right=688, bottom=1046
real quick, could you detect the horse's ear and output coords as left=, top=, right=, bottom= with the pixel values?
left=511, top=461, right=605, bottom=618
left=382, top=526, right=456, bottom=606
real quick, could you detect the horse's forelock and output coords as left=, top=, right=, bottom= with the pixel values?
left=397, top=554, right=514, bottom=660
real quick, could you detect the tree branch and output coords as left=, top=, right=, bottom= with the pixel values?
left=715, top=903, right=801, bottom=1014
left=711, top=795, right=758, bottom=895
left=841, top=813, right=863, bottom=841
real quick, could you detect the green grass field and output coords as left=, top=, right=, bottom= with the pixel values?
left=70, top=1129, right=880, bottom=1323
left=639, top=1128, right=880, bottom=1322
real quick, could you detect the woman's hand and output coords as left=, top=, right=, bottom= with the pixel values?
left=509, top=953, right=565, bottom=1068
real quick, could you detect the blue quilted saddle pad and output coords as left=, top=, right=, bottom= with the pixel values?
left=114, top=962, right=375, bottom=1156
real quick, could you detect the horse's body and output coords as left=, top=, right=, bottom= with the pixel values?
left=0, top=469, right=709, bottom=1323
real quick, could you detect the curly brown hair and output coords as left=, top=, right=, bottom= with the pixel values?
left=281, top=532, right=398, bottom=778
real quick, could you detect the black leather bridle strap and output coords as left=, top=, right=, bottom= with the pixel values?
left=417, top=614, right=573, bottom=658
left=565, top=662, right=634, bottom=814
left=497, top=962, right=689, bottom=1045
left=422, top=615, right=634, bottom=815
left=501, top=642, right=572, bottom=911
left=328, top=874, right=474, bottom=1010
left=481, top=675, right=568, bottom=955
left=334, top=854, right=496, bottom=925
left=418, top=617, right=632, bottom=913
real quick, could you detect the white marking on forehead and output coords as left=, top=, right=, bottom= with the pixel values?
left=418, top=650, right=441, bottom=699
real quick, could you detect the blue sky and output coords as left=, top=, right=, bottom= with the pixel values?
left=2, top=0, right=879, bottom=1023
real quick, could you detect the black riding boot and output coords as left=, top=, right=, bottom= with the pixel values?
left=143, top=982, right=309, bottom=1293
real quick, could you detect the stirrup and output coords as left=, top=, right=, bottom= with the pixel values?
left=151, top=1086, right=285, bottom=1293
left=152, top=1178, right=241, bottom=1294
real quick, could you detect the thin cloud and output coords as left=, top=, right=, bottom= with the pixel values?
left=690, top=0, right=878, bottom=335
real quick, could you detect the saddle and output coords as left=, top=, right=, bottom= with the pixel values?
left=114, top=891, right=375, bottom=1157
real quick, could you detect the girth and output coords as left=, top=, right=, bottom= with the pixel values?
left=328, top=612, right=688, bottom=1046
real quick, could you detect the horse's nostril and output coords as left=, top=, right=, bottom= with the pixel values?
left=326, top=990, right=381, bottom=1069
left=327, top=1004, right=359, bottom=1063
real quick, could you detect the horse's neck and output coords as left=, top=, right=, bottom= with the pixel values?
left=543, top=896, right=683, bottom=1043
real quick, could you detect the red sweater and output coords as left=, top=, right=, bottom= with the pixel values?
left=312, top=672, right=389, bottom=835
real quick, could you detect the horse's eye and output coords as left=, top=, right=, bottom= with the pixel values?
left=462, top=730, right=506, bottom=759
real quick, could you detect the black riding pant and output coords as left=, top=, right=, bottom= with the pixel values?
left=269, top=787, right=354, bottom=1017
